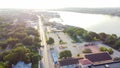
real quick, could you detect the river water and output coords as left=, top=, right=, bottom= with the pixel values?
left=55, top=11, right=120, bottom=36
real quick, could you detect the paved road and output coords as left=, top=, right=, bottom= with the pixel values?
left=38, top=15, right=55, bottom=68
left=38, top=15, right=49, bottom=68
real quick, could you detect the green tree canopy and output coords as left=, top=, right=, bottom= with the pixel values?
left=99, top=47, right=114, bottom=54
left=59, top=50, right=72, bottom=59
left=23, top=36, right=34, bottom=45
left=99, top=33, right=107, bottom=41
left=47, top=37, right=54, bottom=45
left=0, top=41, right=7, bottom=49
left=7, top=37, right=19, bottom=47
left=4, top=46, right=31, bottom=64
left=115, top=40, right=120, bottom=49
left=82, top=48, right=92, bottom=53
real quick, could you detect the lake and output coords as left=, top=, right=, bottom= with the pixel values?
left=55, top=11, right=120, bottom=36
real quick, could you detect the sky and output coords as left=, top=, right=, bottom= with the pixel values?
left=0, top=0, right=120, bottom=9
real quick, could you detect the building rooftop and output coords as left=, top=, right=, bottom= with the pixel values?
left=13, top=61, right=32, bottom=68
left=85, top=52, right=112, bottom=63
left=59, top=58, right=82, bottom=66
left=89, top=61, right=120, bottom=68
left=79, top=59, right=92, bottom=65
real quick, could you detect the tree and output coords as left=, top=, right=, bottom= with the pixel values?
left=108, top=48, right=114, bottom=54
left=33, top=37, right=41, bottom=48
left=104, top=35, right=117, bottom=46
left=26, top=27, right=39, bottom=36
left=89, top=31, right=100, bottom=41
left=13, top=32, right=27, bottom=40
left=99, top=47, right=114, bottom=54
left=64, top=27, right=88, bottom=42
left=23, top=36, right=34, bottom=45
left=115, top=40, right=120, bottom=49
left=99, top=47, right=108, bottom=51
left=2, top=45, right=42, bottom=67
left=82, top=48, right=92, bottom=53
left=99, top=33, right=107, bottom=41
left=0, top=50, right=10, bottom=61
left=112, top=34, right=117, bottom=39
left=14, top=43, right=24, bottom=48
left=59, top=39, right=67, bottom=44
left=0, top=62, right=6, bottom=68
left=77, top=54, right=80, bottom=57
left=59, top=50, right=72, bottom=59
left=93, top=37, right=100, bottom=41
left=3, top=46, right=31, bottom=65
left=34, top=37, right=41, bottom=42
left=47, top=37, right=54, bottom=45
left=31, top=53, right=42, bottom=64
left=7, top=37, right=19, bottom=48
left=83, top=34, right=92, bottom=42
left=0, top=41, right=7, bottom=49
left=59, top=39, right=63, bottom=43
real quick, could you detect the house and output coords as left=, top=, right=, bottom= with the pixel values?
left=58, top=58, right=82, bottom=68
left=47, top=26, right=63, bottom=33
left=13, top=61, right=32, bottom=68
left=58, top=52, right=119, bottom=68
left=88, top=61, right=120, bottom=68
left=85, top=52, right=113, bottom=65
left=79, top=59, right=92, bottom=68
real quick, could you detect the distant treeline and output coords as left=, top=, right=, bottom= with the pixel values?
left=50, top=8, right=120, bottom=16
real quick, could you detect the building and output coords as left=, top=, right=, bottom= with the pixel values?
left=88, top=61, right=120, bottom=68
left=58, top=52, right=120, bottom=68
left=85, top=52, right=113, bottom=65
left=79, top=59, right=92, bottom=68
left=13, top=61, right=32, bottom=68
left=47, top=26, right=63, bottom=33
left=58, top=58, right=82, bottom=68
